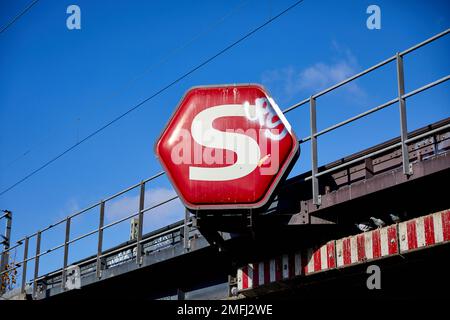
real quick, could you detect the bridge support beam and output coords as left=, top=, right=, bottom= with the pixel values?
left=193, top=215, right=227, bottom=252
left=290, top=152, right=450, bottom=219
left=289, top=200, right=335, bottom=225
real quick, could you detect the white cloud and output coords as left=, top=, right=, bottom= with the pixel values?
left=106, top=187, right=185, bottom=233
left=262, top=43, right=366, bottom=102
left=299, top=61, right=354, bottom=90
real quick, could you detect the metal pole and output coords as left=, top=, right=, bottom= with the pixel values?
left=396, top=52, right=412, bottom=175
left=184, top=208, right=190, bottom=252
left=96, top=201, right=105, bottom=279
left=61, top=217, right=71, bottom=290
left=136, top=181, right=145, bottom=265
left=21, top=237, right=29, bottom=294
left=177, top=288, right=185, bottom=300
left=0, top=211, right=12, bottom=293
left=309, top=96, right=321, bottom=205
left=33, top=231, right=41, bottom=298
left=4, top=213, right=12, bottom=252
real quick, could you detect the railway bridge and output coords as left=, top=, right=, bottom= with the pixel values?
left=1, top=29, right=449, bottom=301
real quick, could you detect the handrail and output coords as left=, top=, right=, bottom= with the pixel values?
left=282, top=28, right=449, bottom=113
left=0, top=195, right=181, bottom=277
left=32, top=220, right=193, bottom=283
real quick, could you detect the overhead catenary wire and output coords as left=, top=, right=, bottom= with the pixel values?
left=0, top=0, right=40, bottom=35
left=0, top=0, right=305, bottom=197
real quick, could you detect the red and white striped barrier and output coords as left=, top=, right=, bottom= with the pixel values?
left=237, top=255, right=299, bottom=291
left=399, top=210, right=450, bottom=253
left=237, top=241, right=335, bottom=291
left=237, top=209, right=450, bottom=292
left=303, top=241, right=336, bottom=274
left=336, top=225, right=398, bottom=268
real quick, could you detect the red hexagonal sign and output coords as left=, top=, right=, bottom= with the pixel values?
left=155, top=84, right=299, bottom=210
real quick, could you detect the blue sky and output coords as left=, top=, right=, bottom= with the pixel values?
left=0, top=0, right=449, bottom=280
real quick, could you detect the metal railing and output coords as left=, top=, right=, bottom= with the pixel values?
left=35, top=219, right=196, bottom=289
left=282, top=28, right=449, bottom=205
left=0, top=28, right=449, bottom=298
left=0, top=172, right=175, bottom=298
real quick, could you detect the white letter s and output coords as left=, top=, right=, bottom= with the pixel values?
left=189, top=105, right=261, bottom=181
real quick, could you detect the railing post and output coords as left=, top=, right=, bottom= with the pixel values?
left=0, top=211, right=12, bottom=294
left=136, top=181, right=145, bottom=265
left=21, top=237, right=29, bottom=294
left=310, top=96, right=321, bottom=206
left=61, top=217, right=71, bottom=290
left=396, top=52, right=412, bottom=175
left=33, top=231, right=41, bottom=299
left=184, top=208, right=190, bottom=252
left=177, top=288, right=185, bottom=300
left=96, top=201, right=105, bottom=279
